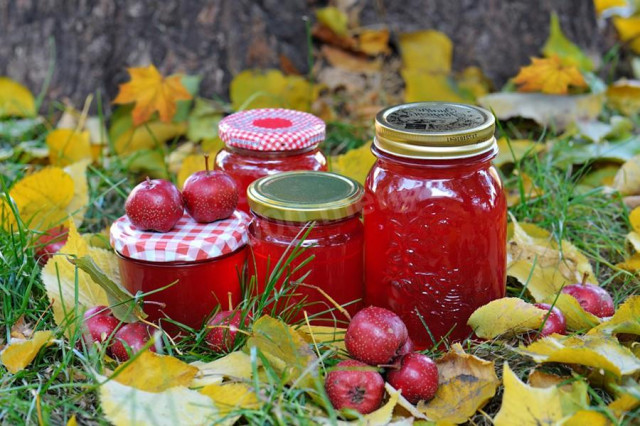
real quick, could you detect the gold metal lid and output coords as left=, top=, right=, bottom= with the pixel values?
left=247, top=171, right=364, bottom=222
left=374, top=102, right=497, bottom=159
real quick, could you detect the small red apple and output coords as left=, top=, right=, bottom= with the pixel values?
left=345, top=306, right=408, bottom=365
left=125, top=177, right=184, bottom=232
left=386, top=353, right=439, bottom=404
left=561, top=283, right=615, bottom=318
left=324, top=359, right=385, bottom=414
left=205, top=310, right=249, bottom=353
left=182, top=154, right=238, bottom=223
left=34, top=225, right=68, bottom=265
left=82, top=306, right=119, bottom=347
left=534, top=303, right=567, bottom=337
left=109, top=322, right=155, bottom=361
left=397, top=336, right=415, bottom=358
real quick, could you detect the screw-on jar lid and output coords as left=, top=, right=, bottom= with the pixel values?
left=374, top=102, right=496, bottom=159
left=247, top=171, right=364, bottom=222
left=218, top=108, right=325, bottom=151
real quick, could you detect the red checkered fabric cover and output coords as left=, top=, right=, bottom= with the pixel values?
left=110, top=211, right=251, bottom=262
left=218, top=108, right=325, bottom=151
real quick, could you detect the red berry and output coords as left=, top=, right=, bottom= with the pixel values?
left=397, top=337, right=415, bottom=358
left=182, top=155, right=238, bottom=223
left=109, top=322, right=155, bottom=361
left=534, top=303, right=567, bottom=336
left=345, top=306, right=408, bottom=365
left=34, top=226, right=68, bottom=265
left=324, top=360, right=385, bottom=414
left=84, top=305, right=112, bottom=319
left=125, top=178, right=184, bottom=232
left=386, top=353, right=439, bottom=404
left=82, top=311, right=119, bottom=347
left=561, top=283, right=615, bottom=318
left=205, top=310, right=248, bottom=353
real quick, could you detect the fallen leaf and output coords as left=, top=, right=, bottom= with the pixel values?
left=298, top=324, right=347, bottom=352
left=10, top=316, right=33, bottom=340
left=63, top=159, right=91, bottom=228
left=113, top=120, right=187, bottom=157
left=630, top=207, right=640, bottom=232
left=478, top=91, right=604, bottom=130
left=456, top=66, right=492, bottom=100
left=613, top=154, right=640, bottom=195
left=505, top=172, right=545, bottom=207
left=402, top=70, right=466, bottom=103
left=0, top=77, right=36, bottom=118
left=112, top=351, right=198, bottom=393
left=322, top=46, right=382, bottom=73
left=417, top=343, right=499, bottom=423
left=613, top=16, right=640, bottom=54
left=609, top=391, right=640, bottom=418
left=0, top=331, right=53, bottom=373
left=493, top=362, right=564, bottom=425
left=113, top=65, right=192, bottom=126
left=187, top=98, right=225, bottom=142
left=46, top=129, right=92, bottom=167
left=589, top=295, right=640, bottom=336
left=177, top=153, right=218, bottom=189
left=528, top=370, right=572, bottom=389
left=507, top=260, right=569, bottom=303
left=99, top=375, right=217, bottom=426
left=398, top=30, right=452, bottom=73
left=550, top=293, right=601, bottom=331
left=335, top=386, right=400, bottom=426
left=563, top=410, right=611, bottom=425
left=594, top=0, right=628, bottom=17
left=467, top=297, right=547, bottom=339
left=577, top=166, right=619, bottom=190
left=357, top=28, right=390, bottom=56
left=66, top=414, right=77, bottom=426
left=513, top=56, right=587, bottom=95
left=230, top=69, right=316, bottom=111
left=518, top=334, right=640, bottom=377
left=200, top=383, right=260, bottom=422
left=616, top=252, right=640, bottom=272
left=8, top=167, right=75, bottom=231
left=316, top=7, right=349, bottom=37
left=330, top=141, right=377, bottom=185
left=542, top=13, right=594, bottom=71
left=190, top=351, right=253, bottom=387
left=606, top=79, right=640, bottom=116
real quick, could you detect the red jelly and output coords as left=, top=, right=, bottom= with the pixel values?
left=247, top=171, right=364, bottom=322
left=216, top=108, right=328, bottom=212
left=110, top=211, right=250, bottom=333
left=365, top=103, right=507, bottom=348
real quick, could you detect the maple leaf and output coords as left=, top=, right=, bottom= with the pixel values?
left=513, top=56, right=587, bottom=95
left=113, top=65, right=192, bottom=126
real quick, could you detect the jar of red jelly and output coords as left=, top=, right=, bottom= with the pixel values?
left=247, top=171, right=364, bottom=322
left=110, top=211, right=251, bottom=333
left=216, top=108, right=328, bottom=213
left=365, top=102, right=507, bottom=348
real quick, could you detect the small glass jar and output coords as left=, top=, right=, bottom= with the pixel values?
left=365, top=102, right=507, bottom=348
left=110, top=211, right=251, bottom=333
left=247, top=171, right=364, bottom=322
left=216, top=108, right=328, bottom=213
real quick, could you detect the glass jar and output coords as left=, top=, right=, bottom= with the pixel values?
left=110, top=211, right=251, bottom=334
left=216, top=108, right=328, bottom=213
left=365, top=102, right=507, bottom=348
left=247, top=171, right=364, bottom=322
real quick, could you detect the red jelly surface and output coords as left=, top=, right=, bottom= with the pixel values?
left=215, top=146, right=328, bottom=213
left=249, top=215, right=364, bottom=322
left=364, top=146, right=507, bottom=347
left=117, top=247, right=246, bottom=333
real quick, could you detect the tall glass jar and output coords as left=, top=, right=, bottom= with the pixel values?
left=247, top=171, right=364, bottom=323
left=364, top=102, right=507, bottom=348
left=216, top=108, right=328, bottom=213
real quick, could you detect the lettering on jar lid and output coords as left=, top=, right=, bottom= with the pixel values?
left=252, top=117, right=293, bottom=129
left=386, top=105, right=486, bottom=132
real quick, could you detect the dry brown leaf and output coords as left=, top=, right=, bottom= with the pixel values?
left=321, top=45, right=382, bottom=73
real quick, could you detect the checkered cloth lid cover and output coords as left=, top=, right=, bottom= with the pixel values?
left=218, top=108, right=325, bottom=151
left=110, top=210, right=250, bottom=263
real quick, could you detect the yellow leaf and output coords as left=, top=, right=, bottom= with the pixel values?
left=613, top=16, right=640, bottom=54
left=417, top=344, right=499, bottom=423
left=0, top=77, right=36, bottom=118
left=112, top=351, right=198, bottom=393
left=467, top=297, right=547, bottom=339
left=616, top=252, right=640, bottom=272
left=0, top=330, right=53, bottom=374
left=609, top=391, right=640, bottom=418
left=563, top=410, right=612, bottom=426
left=41, top=221, right=110, bottom=332
left=606, top=79, right=640, bottom=116
left=177, top=153, right=218, bottom=190
left=113, top=65, right=192, bottom=126
left=528, top=370, right=572, bottom=389
left=507, top=260, right=569, bottom=303
left=230, top=69, right=316, bottom=112
left=8, top=167, right=75, bottom=231
left=330, top=141, right=377, bottom=185
left=200, top=383, right=260, bottom=418
left=594, top=0, right=627, bottom=16
left=589, top=295, right=640, bottom=336
left=518, top=334, right=640, bottom=377
left=398, top=30, right=452, bottom=73
left=63, top=159, right=91, bottom=228
left=402, top=70, right=466, bottom=103
left=357, top=28, right=391, bottom=56
left=298, top=324, right=347, bottom=352
left=46, top=129, right=92, bottom=167
left=494, top=363, right=564, bottom=426
left=99, top=374, right=217, bottom=426
left=505, top=172, right=545, bottom=207
left=66, top=414, right=78, bottom=426
left=322, top=45, right=382, bottom=73
left=456, top=66, right=492, bottom=100
left=190, top=351, right=253, bottom=387
left=316, top=7, right=348, bottom=37
left=630, top=207, right=640, bottom=233
left=613, top=154, right=640, bottom=195
left=542, top=13, right=594, bottom=71
left=338, top=386, right=400, bottom=425
left=551, top=293, right=601, bottom=331
left=513, top=56, right=587, bottom=95
left=114, top=120, right=187, bottom=156
left=495, top=138, right=545, bottom=168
